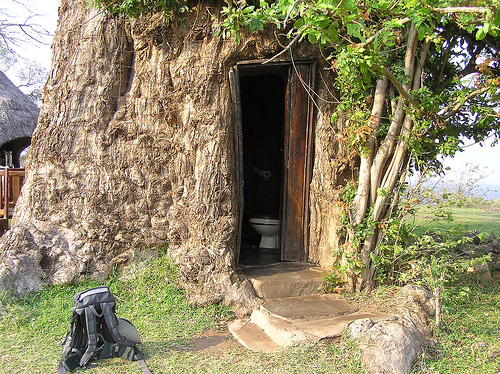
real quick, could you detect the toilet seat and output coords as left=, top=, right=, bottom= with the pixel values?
left=249, top=217, right=280, bottom=225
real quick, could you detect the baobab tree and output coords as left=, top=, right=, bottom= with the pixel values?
left=92, top=0, right=500, bottom=291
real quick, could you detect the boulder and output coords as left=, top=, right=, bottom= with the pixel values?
left=473, top=262, right=492, bottom=283
left=349, top=315, right=432, bottom=374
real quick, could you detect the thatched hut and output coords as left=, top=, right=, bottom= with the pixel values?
left=0, top=0, right=358, bottom=312
left=0, top=71, right=39, bottom=167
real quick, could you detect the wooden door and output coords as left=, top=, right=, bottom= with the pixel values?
left=229, top=67, right=244, bottom=265
left=282, top=63, right=316, bottom=261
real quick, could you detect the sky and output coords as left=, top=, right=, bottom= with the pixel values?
left=3, top=0, right=500, bottom=198
left=1, top=0, right=59, bottom=73
left=432, top=139, right=500, bottom=199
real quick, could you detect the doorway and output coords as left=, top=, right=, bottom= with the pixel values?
left=240, top=70, right=287, bottom=265
left=230, top=60, right=316, bottom=266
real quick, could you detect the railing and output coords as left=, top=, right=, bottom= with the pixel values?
left=0, top=168, right=25, bottom=236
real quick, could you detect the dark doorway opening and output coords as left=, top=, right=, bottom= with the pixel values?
left=230, top=60, right=316, bottom=267
left=239, top=70, right=287, bottom=266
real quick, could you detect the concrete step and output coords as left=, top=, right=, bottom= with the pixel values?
left=227, top=319, right=281, bottom=352
left=262, top=294, right=359, bottom=321
left=240, top=262, right=326, bottom=299
left=229, top=293, right=391, bottom=351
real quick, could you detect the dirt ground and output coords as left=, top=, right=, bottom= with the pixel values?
left=173, top=328, right=240, bottom=355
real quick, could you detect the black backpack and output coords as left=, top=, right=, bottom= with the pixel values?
left=58, top=286, right=152, bottom=374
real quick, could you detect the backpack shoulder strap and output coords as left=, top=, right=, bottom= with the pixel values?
left=99, top=343, right=153, bottom=374
left=58, top=311, right=85, bottom=373
left=101, top=302, right=129, bottom=344
left=79, top=306, right=99, bottom=367
left=100, top=303, right=153, bottom=374
left=136, top=355, right=153, bottom=374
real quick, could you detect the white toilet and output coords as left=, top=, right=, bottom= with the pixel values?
left=249, top=217, right=280, bottom=249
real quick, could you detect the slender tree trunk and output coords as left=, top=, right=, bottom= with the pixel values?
left=349, top=26, right=432, bottom=291
left=352, top=77, right=389, bottom=224
left=435, top=287, right=441, bottom=329
left=369, top=24, right=419, bottom=203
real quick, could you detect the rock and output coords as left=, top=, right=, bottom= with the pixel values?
left=424, top=231, right=443, bottom=243
left=349, top=318, right=374, bottom=339
left=474, top=262, right=492, bottom=283
left=473, top=242, right=500, bottom=255
left=463, top=231, right=481, bottom=245
left=349, top=316, right=432, bottom=374
left=493, top=257, right=500, bottom=271
left=491, top=239, right=500, bottom=254
left=400, top=285, right=436, bottom=317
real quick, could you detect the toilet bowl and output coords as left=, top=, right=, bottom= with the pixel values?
left=249, top=217, right=280, bottom=249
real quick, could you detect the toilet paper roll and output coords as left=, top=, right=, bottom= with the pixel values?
left=262, top=170, right=271, bottom=181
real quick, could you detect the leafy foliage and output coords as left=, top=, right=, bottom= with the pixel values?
left=215, top=0, right=499, bottom=161
left=90, top=0, right=188, bottom=18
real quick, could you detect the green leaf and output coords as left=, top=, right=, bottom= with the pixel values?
left=308, top=32, right=319, bottom=44
left=294, top=18, right=304, bottom=29
left=327, top=25, right=339, bottom=43
left=417, top=24, right=430, bottom=41
left=394, top=246, right=404, bottom=255
left=242, top=6, right=255, bottom=14
left=346, top=23, right=361, bottom=38
left=377, top=187, right=389, bottom=197
left=250, top=18, right=263, bottom=32
left=387, top=18, right=408, bottom=28
left=493, top=9, right=500, bottom=26
left=476, top=23, right=489, bottom=40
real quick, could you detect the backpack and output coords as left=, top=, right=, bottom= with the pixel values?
left=57, top=286, right=152, bottom=374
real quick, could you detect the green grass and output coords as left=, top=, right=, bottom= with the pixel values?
left=413, top=278, right=500, bottom=373
left=412, top=206, right=500, bottom=237
left=407, top=203, right=500, bottom=372
left=0, top=256, right=365, bottom=374
left=1, top=258, right=497, bottom=374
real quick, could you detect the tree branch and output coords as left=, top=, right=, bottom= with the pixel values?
left=352, top=77, right=389, bottom=224
left=374, top=23, right=424, bottom=117
left=413, top=40, right=431, bottom=91
left=358, top=18, right=411, bottom=48
left=263, top=29, right=302, bottom=64
left=442, top=85, right=492, bottom=120
left=379, top=66, right=424, bottom=117
left=283, top=0, right=301, bottom=26
left=429, top=6, right=492, bottom=15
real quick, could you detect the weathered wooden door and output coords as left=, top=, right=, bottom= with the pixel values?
left=230, top=60, right=316, bottom=264
left=281, top=63, right=316, bottom=261
left=229, top=67, right=244, bottom=265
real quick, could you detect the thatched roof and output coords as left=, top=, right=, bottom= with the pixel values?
left=0, top=70, right=39, bottom=147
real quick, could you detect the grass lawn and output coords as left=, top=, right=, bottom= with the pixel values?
left=0, top=257, right=365, bottom=374
left=412, top=277, right=500, bottom=373
left=411, top=206, right=500, bottom=237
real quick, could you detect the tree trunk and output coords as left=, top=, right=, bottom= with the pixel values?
left=352, top=77, right=389, bottom=224
left=348, top=25, right=432, bottom=291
